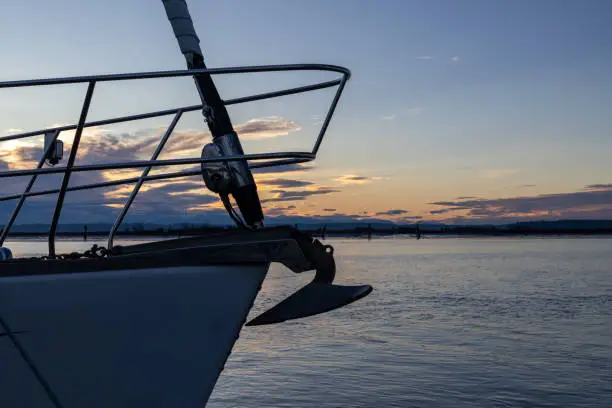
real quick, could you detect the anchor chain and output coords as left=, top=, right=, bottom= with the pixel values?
left=37, top=244, right=113, bottom=261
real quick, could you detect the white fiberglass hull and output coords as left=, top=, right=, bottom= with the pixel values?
left=0, top=263, right=269, bottom=408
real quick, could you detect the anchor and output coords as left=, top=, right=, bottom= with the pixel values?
left=246, top=234, right=372, bottom=326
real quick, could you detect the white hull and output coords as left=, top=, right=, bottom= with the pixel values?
left=0, top=263, right=269, bottom=408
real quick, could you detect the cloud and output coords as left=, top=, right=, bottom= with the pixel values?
left=251, top=163, right=313, bottom=175
left=333, top=174, right=372, bottom=185
left=235, top=117, right=301, bottom=140
left=264, top=207, right=288, bottom=216
left=375, top=209, right=409, bottom=216
left=258, top=178, right=314, bottom=188
left=262, top=186, right=339, bottom=203
left=380, top=114, right=397, bottom=121
left=323, top=208, right=336, bottom=212
left=451, top=56, right=460, bottom=62
left=2, top=145, right=40, bottom=161
left=4, top=129, right=24, bottom=134
left=586, top=184, right=612, bottom=191
left=105, top=178, right=217, bottom=203
left=263, top=204, right=298, bottom=216
left=456, top=196, right=476, bottom=200
left=122, top=179, right=220, bottom=216
left=0, top=139, right=42, bottom=170
left=1, top=116, right=302, bottom=173
left=3, top=116, right=301, bottom=168
left=415, top=56, right=435, bottom=60
left=145, top=182, right=207, bottom=196
left=430, top=208, right=453, bottom=215
left=0, top=139, right=223, bottom=225
left=0, top=116, right=309, bottom=211
left=429, top=183, right=612, bottom=220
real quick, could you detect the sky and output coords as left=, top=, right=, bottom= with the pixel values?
left=1, top=0, right=612, bottom=227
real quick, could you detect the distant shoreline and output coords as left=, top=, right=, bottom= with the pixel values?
left=4, top=226, right=612, bottom=240
left=4, top=220, right=612, bottom=239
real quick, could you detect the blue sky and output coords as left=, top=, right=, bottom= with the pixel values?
left=1, top=0, right=611, bottom=227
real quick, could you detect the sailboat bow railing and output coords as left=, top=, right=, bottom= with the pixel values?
left=0, top=64, right=350, bottom=254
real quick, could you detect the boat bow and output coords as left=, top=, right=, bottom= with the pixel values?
left=109, top=226, right=373, bottom=326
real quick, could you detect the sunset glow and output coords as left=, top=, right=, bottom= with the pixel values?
left=1, top=0, right=611, bottom=226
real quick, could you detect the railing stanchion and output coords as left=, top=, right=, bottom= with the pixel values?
left=48, top=81, right=96, bottom=257
left=312, top=73, right=349, bottom=155
left=107, top=110, right=183, bottom=249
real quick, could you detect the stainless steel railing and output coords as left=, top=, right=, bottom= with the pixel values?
left=0, top=64, right=350, bottom=255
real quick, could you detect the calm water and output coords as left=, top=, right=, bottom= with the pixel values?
left=8, top=236, right=612, bottom=407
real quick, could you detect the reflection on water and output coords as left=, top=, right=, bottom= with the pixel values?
left=213, top=237, right=612, bottom=408
left=8, top=236, right=612, bottom=407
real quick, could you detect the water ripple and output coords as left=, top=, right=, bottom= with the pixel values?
left=208, top=237, right=612, bottom=407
